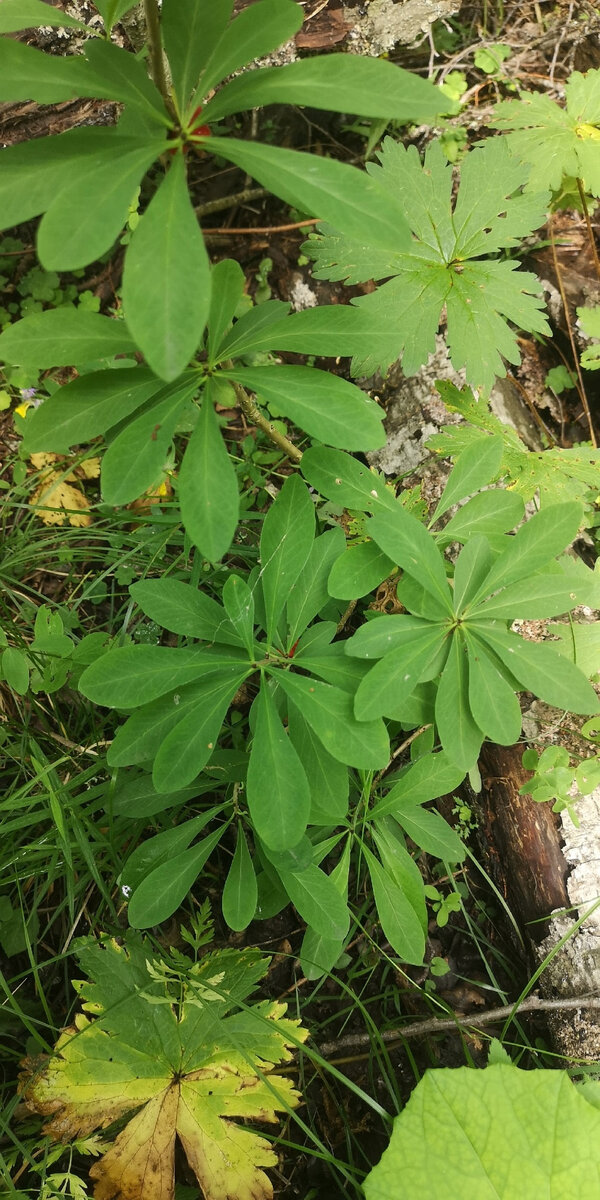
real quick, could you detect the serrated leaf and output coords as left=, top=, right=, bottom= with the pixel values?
left=21, top=936, right=308, bottom=1200
left=307, top=137, right=550, bottom=391
left=363, top=846, right=425, bottom=965
left=122, top=155, right=210, bottom=381
left=222, top=364, right=385, bottom=450
left=179, top=382, right=239, bottom=561
left=493, top=70, right=600, bottom=195
left=272, top=670, right=389, bottom=769
left=222, top=825, right=258, bottom=932
left=259, top=475, right=315, bottom=645
left=364, top=1061, right=600, bottom=1200
left=247, top=681, right=311, bottom=851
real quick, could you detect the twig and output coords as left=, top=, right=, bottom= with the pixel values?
left=316, top=995, right=600, bottom=1058
left=336, top=599, right=357, bottom=635
left=195, top=187, right=268, bottom=217
left=576, top=177, right=600, bottom=284
left=231, top=381, right=303, bottom=463
left=207, top=218, right=320, bottom=236
left=142, top=0, right=171, bottom=113
left=550, top=214, right=597, bottom=447
left=372, top=725, right=431, bottom=789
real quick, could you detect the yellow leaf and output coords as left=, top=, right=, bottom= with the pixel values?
left=76, top=457, right=101, bottom=480
left=29, top=475, right=92, bottom=527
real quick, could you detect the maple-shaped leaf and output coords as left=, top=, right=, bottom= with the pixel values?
left=429, top=381, right=600, bottom=507
left=20, top=935, right=308, bottom=1200
left=304, top=137, right=550, bottom=393
left=492, top=69, right=600, bottom=195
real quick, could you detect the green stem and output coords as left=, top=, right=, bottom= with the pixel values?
left=142, top=0, right=170, bottom=111
left=231, top=381, right=303, bottom=463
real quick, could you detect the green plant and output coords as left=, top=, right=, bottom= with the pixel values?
left=303, top=136, right=550, bottom=392
left=363, top=1043, right=600, bottom=1199
left=0, top=0, right=444, bottom=380
left=20, top=924, right=308, bottom=1200
left=7, top=260, right=388, bottom=560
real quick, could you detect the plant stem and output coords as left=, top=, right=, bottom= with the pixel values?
left=576, top=176, right=600, bottom=284
left=550, top=214, right=597, bottom=447
left=231, top=381, right=303, bottom=463
left=143, top=0, right=170, bottom=111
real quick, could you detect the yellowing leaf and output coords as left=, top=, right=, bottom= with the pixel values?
left=20, top=935, right=308, bottom=1200
left=27, top=452, right=100, bottom=525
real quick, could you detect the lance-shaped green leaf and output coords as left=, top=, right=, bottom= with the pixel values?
left=328, top=540, right=395, bottom=601
left=247, top=682, right=311, bottom=851
left=128, top=824, right=228, bottom=928
left=79, top=644, right=247, bottom=708
left=260, top=475, right=315, bottom=645
left=207, top=258, right=245, bottom=361
left=272, top=670, right=389, bottom=768
left=189, top=0, right=304, bottom=108
left=203, top=55, right=446, bottom=124
left=222, top=364, right=385, bottom=450
left=295, top=648, right=370, bottom=694
left=0, top=0, right=87, bottom=30
left=464, top=629, right=522, bottom=745
left=470, top=573, right=590, bottom=620
left=162, top=0, right=232, bottom=110
left=467, top=501, right=584, bottom=605
left=286, top=526, right=346, bottom=648
left=475, top=622, right=600, bottom=715
left=372, top=819, right=427, bottom=932
left=363, top=846, right=425, bottom=965
left=130, top=579, right=241, bottom=646
left=152, top=670, right=250, bottom=791
left=121, top=811, right=221, bottom=893
left=301, top=446, right=395, bottom=513
left=435, top=632, right=483, bottom=770
left=0, top=309, right=136, bottom=367
left=107, top=677, right=234, bottom=767
left=207, top=136, right=412, bottom=254
left=179, top=382, right=239, bottom=561
left=354, top=625, right=447, bottom=721
left=278, top=863, right=350, bottom=942
left=94, top=1, right=139, bottom=32
left=222, top=575, right=255, bottom=658
left=21, top=369, right=161, bottom=455
left=369, top=508, right=454, bottom=615
left=37, top=140, right=163, bottom=271
left=83, top=39, right=170, bottom=123
left=101, top=376, right=198, bottom=506
left=222, top=825, right=258, bottom=932
left=346, top=614, right=442, bottom=660
left=287, top=702, right=349, bottom=824
left=364, top=1061, right=600, bottom=1200
left=123, top=154, right=210, bottom=381
left=394, top=806, right=465, bottom=862
left=371, top=752, right=466, bottom=821
left=430, top=436, right=503, bottom=524
left=437, top=490, right=524, bottom=547
left=214, top=298, right=291, bottom=362
left=214, top=303, right=405, bottom=367
left=300, top=839, right=351, bottom=980
left=112, top=772, right=204, bottom=818
left=453, top=536, right=496, bottom=612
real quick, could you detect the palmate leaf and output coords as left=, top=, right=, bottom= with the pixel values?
left=20, top=935, right=308, bottom=1200
left=305, top=138, right=550, bottom=392
left=492, top=68, right=600, bottom=195
left=430, top=381, right=600, bottom=507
